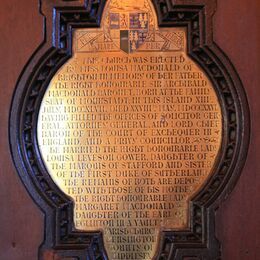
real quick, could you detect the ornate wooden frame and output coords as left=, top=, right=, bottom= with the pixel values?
left=9, top=0, right=250, bottom=259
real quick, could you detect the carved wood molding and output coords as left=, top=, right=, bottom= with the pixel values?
left=10, top=0, right=250, bottom=259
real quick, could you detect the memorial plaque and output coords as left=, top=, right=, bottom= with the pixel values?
left=10, top=0, right=250, bottom=259
left=37, top=1, right=222, bottom=259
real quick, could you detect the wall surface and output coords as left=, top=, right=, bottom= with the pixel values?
left=214, top=0, right=260, bottom=259
left=0, top=0, right=43, bottom=259
left=0, top=0, right=259, bottom=259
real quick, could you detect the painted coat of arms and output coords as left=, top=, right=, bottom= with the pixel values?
left=109, top=12, right=149, bottom=53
